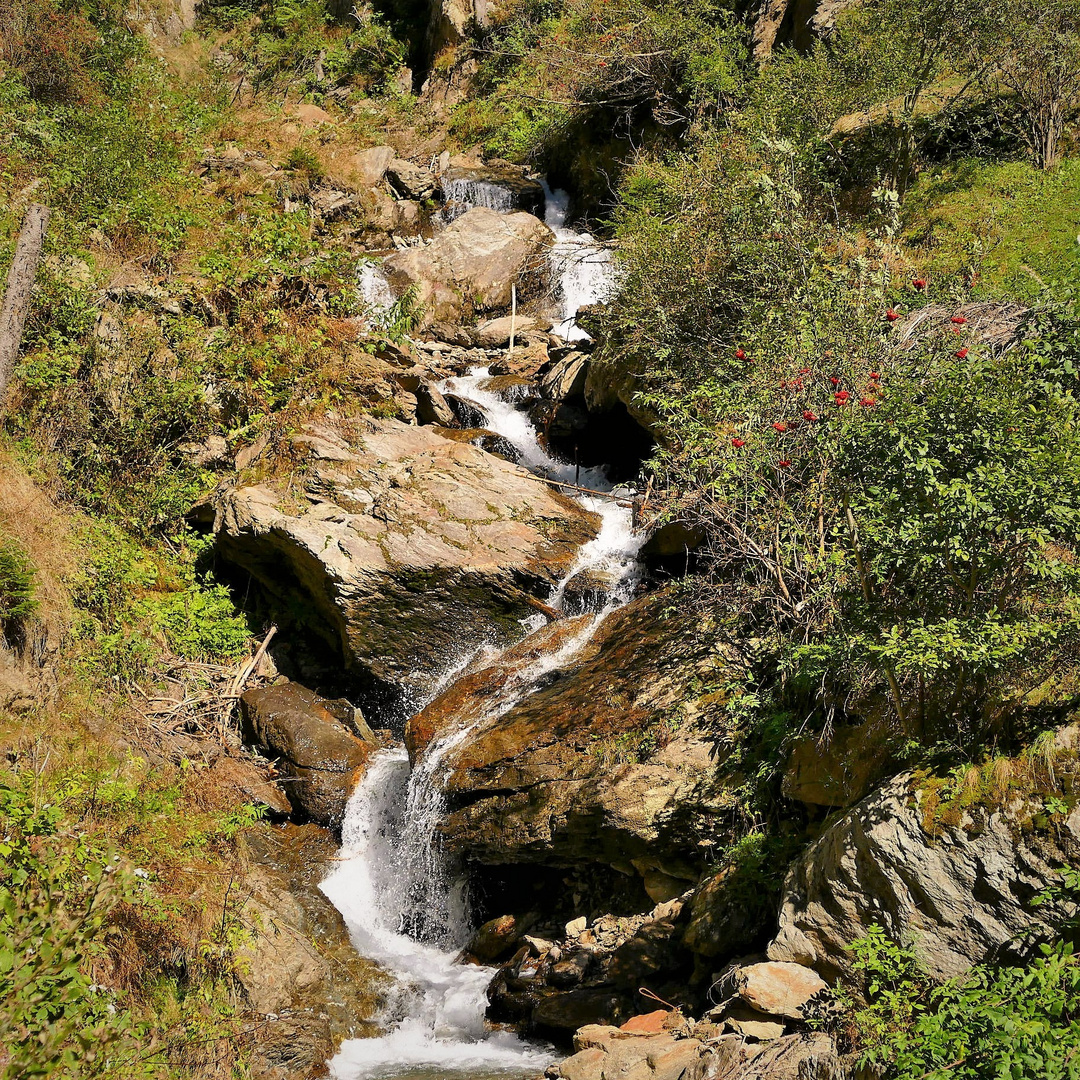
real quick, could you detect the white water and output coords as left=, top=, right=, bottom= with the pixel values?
left=358, top=261, right=395, bottom=320
left=541, top=183, right=619, bottom=342
left=323, top=287, right=643, bottom=1080
left=441, top=178, right=516, bottom=221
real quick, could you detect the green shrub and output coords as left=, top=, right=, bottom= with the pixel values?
left=139, top=581, right=252, bottom=663
left=846, top=923, right=1080, bottom=1080
left=0, top=538, right=38, bottom=629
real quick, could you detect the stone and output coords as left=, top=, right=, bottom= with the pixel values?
left=619, top=1010, right=668, bottom=1034
left=350, top=145, right=395, bottom=188
left=238, top=825, right=384, bottom=1079
left=751, top=0, right=855, bottom=59
left=434, top=592, right=744, bottom=873
left=533, top=988, right=631, bottom=1032
left=239, top=682, right=376, bottom=827
left=768, top=771, right=1080, bottom=982
left=105, top=264, right=183, bottom=316
left=782, top=720, right=895, bottom=808
left=291, top=102, right=335, bottom=126
left=650, top=1040, right=703, bottom=1080
left=540, top=351, right=589, bottom=401
left=566, top=916, right=589, bottom=938
left=415, top=380, right=456, bottom=426
left=641, top=522, right=705, bottom=560
left=386, top=158, right=436, bottom=199
left=207, top=755, right=292, bottom=818
left=467, top=913, right=525, bottom=962
left=557, top=1047, right=606, bottom=1080
left=440, top=165, right=546, bottom=218
left=735, top=962, right=827, bottom=1020
left=213, top=418, right=599, bottom=707
left=404, top=615, right=594, bottom=760
left=472, top=314, right=542, bottom=348
left=384, top=207, right=553, bottom=326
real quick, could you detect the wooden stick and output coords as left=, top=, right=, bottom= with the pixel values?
left=509, top=283, right=517, bottom=353
left=0, top=202, right=50, bottom=404
left=227, top=625, right=278, bottom=699
left=518, top=470, right=636, bottom=507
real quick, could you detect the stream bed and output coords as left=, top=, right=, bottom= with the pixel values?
left=319, top=353, right=643, bottom=1079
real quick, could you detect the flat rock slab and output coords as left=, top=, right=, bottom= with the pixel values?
left=214, top=418, right=598, bottom=708
left=735, top=962, right=826, bottom=1020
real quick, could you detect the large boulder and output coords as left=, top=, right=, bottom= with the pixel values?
left=384, top=207, right=553, bottom=325
left=213, top=418, right=598, bottom=710
left=768, top=769, right=1080, bottom=982
left=432, top=592, right=745, bottom=881
left=239, top=682, right=376, bottom=827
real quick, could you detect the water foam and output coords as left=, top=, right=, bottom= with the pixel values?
left=542, top=183, right=619, bottom=342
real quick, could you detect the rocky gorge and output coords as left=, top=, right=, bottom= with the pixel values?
left=4, top=0, right=1080, bottom=1077
left=176, top=157, right=1080, bottom=1080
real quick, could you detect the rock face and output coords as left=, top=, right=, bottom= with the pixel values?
left=239, top=682, right=376, bottom=827
left=768, top=772, right=1080, bottom=982
left=384, top=207, right=553, bottom=325
left=238, top=825, right=384, bottom=1080
left=213, top=418, right=598, bottom=709
left=433, top=592, right=744, bottom=880
left=750, top=0, right=856, bottom=59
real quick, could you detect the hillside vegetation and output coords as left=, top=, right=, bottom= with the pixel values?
left=1, top=0, right=1080, bottom=1075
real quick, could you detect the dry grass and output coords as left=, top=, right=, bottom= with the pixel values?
left=0, top=451, right=76, bottom=637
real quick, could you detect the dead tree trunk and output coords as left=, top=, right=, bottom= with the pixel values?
left=0, top=202, right=50, bottom=405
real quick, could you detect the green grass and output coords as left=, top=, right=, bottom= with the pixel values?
left=904, top=157, right=1080, bottom=297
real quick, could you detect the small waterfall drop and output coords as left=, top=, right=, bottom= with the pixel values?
left=441, top=178, right=515, bottom=221
left=358, top=261, right=395, bottom=319
left=541, top=183, right=619, bottom=342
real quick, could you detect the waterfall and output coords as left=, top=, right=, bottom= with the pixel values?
left=358, top=261, right=395, bottom=318
left=541, top=183, right=619, bottom=342
left=441, top=178, right=516, bottom=221
left=322, top=280, right=644, bottom=1080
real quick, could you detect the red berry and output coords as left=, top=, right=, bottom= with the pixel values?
left=834, top=390, right=850, bottom=403
left=830, top=376, right=840, bottom=386
left=798, top=367, right=810, bottom=375
left=778, top=459, right=791, bottom=468
left=950, top=316, right=967, bottom=325
left=955, top=347, right=969, bottom=359
left=859, top=396, right=876, bottom=407
left=732, top=438, right=745, bottom=448
left=913, top=278, right=927, bottom=290
left=886, top=309, right=899, bottom=321
left=735, top=348, right=746, bottom=360
left=869, top=372, right=880, bottom=380
left=773, top=422, right=788, bottom=433
left=803, top=410, right=817, bottom=421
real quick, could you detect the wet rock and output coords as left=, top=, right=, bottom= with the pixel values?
left=239, top=824, right=384, bottom=1080
left=467, top=913, right=530, bottom=962
left=406, top=615, right=594, bottom=761
left=768, top=769, right=1080, bottom=982
left=213, top=418, right=599, bottom=707
left=540, top=351, right=588, bottom=401
left=440, top=165, right=546, bottom=218
left=415, top=380, right=456, bottom=426
left=384, top=207, right=553, bottom=326
left=488, top=337, right=551, bottom=378
left=735, top=962, right=826, bottom=1020
left=435, top=592, right=744, bottom=874
left=239, top=682, right=376, bottom=827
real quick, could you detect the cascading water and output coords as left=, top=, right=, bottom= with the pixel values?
left=358, top=261, right=395, bottom=321
left=323, top=229, right=642, bottom=1080
left=441, top=178, right=516, bottom=221
left=541, top=183, right=619, bottom=342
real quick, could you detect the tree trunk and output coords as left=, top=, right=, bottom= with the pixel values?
left=0, top=202, right=50, bottom=405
